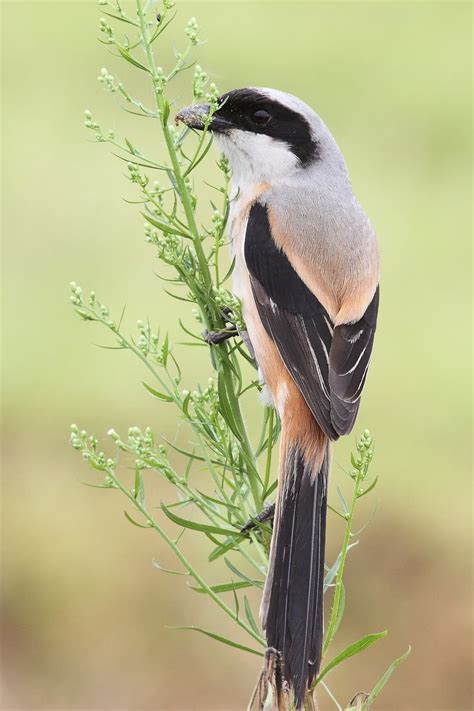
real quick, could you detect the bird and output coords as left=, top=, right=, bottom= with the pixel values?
left=176, top=88, right=379, bottom=709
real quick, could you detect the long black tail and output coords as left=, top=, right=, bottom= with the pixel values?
left=261, top=442, right=329, bottom=708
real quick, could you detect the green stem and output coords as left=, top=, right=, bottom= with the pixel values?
left=263, top=407, right=274, bottom=496
left=322, top=470, right=363, bottom=658
left=135, top=0, right=213, bottom=320
left=108, top=465, right=265, bottom=647
left=220, top=349, right=261, bottom=511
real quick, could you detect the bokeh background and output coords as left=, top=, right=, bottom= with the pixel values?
left=1, top=1, right=472, bottom=709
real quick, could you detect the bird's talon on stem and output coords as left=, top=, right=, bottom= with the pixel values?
left=241, top=502, right=275, bottom=533
left=203, top=328, right=238, bottom=345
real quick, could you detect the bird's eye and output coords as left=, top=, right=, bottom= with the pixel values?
left=252, top=109, right=271, bottom=125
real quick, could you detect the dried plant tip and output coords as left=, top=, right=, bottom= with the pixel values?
left=348, top=692, right=371, bottom=710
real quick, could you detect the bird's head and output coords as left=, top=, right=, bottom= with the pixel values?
left=176, top=87, right=344, bottom=187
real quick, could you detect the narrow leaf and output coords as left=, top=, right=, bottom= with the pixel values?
left=331, top=582, right=345, bottom=639
left=142, top=212, right=189, bottom=237
left=152, top=560, right=188, bottom=576
left=367, top=646, right=411, bottom=703
left=225, top=559, right=263, bottom=587
left=167, top=625, right=263, bottom=656
left=189, top=580, right=256, bottom=594
left=357, top=475, right=379, bottom=499
left=123, top=510, right=149, bottom=528
left=244, top=596, right=261, bottom=636
left=315, top=631, right=387, bottom=686
left=142, top=382, right=173, bottom=402
left=208, top=538, right=240, bottom=562
left=217, top=367, right=242, bottom=439
left=336, top=486, right=349, bottom=515
left=117, top=46, right=149, bottom=72
left=324, top=542, right=359, bottom=591
left=161, top=503, right=241, bottom=537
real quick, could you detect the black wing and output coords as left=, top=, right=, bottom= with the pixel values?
left=329, top=288, right=379, bottom=434
left=245, top=202, right=379, bottom=439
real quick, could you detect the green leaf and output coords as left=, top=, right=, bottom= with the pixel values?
left=331, top=582, right=345, bottom=639
left=263, top=480, right=278, bottom=499
left=152, top=560, right=188, bottom=576
left=366, top=646, right=411, bottom=704
left=162, top=332, right=170, bottom=367
left=357, top=475, right=379, bottom=499
left=133, top=467, right=145, bottom=504
left=123, top=510, right=149, bottom=528
left=224, top=559, right=263, bottom=588
left=336, top=486, right=349, bottom=515
left=142, top=382, right=173, bottom=402
left=208, top=538, right=240, bottom=562
left=324, top=542, right=359, bottom=592
left=184, top=137, right=213, bottom=176
left=167, top=626, right=263, bottom=656
left=101, top=11, right=138, bottom=26
left=315, top=631, right=387, bottom=686
left=117, top=46, right=149, bottom=72
left=142, top=212, right=189, bottom=237
left=161, top=503, right=241, bottom=537
left=162, top=100, right=170, bottom=124
left=217, top=367, right=242, bottom=439
left=79, top=480, right=115, bottom=489
left=196, top=490, right=240, bottom=511
left=244, top=596, right=261, bottom=636
left=221, top=256, right=236, bottom=284
left=189, top=580, right=257, bottom=594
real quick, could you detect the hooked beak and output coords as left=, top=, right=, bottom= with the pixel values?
left=175, top=103, right=211, bottom=130
left=175, top=103, right=233, bottom=133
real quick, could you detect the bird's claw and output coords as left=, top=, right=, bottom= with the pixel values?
left=241, top=502, right=275, bottom=534
left=203, top=328, right=238, bottom=345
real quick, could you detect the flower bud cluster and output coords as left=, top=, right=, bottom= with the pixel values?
left=69, top=282, right=83, bottom=307
left=210, top=210, right=226, bottom=249
left=350, top=429, right=374, bottom=484
left=212, top=287, right=244, bottom=330
left=136, top=319, right=159, bottom=357
left=127, top=426, right=155, bottom=455
left=84, top=109, right=100, bottom=131
left=188, top=378, right=219, bottom=420
left=217, top=155, right=231, bottom=179
left=69, top=282, right=118, bottom=329
left=192, top=65, right=208, bottom=100
left=99, top=17, right=115, bottom=43
left=70, top=425, right=115, bottom=472
left=123, top=427, right=175, bottom=481
left=150, top=181, right=165, bottom=205
left=127, top=162, right=149, bottom=189
left=183, top=175, right=197, bottom=208
left=206, top=83, right=220, bottom=111
left=154, top=66, right=167, bottom=93
left=97, top=67, right=119, bottom=94
left=185, top=17, right=199, bottom=45
left=144, top=224, right=184, bottom=267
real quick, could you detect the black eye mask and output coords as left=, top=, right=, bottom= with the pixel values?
left=211, top=88, right=320, bottom=166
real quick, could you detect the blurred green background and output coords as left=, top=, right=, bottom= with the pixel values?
left=1, top=1, right=472, bottom=709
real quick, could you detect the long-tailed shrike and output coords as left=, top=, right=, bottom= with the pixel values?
left=176, top=88, right=379, bottom=709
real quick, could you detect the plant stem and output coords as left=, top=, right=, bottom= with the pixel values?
left=107, top=464, right=265, bottom=648
left=322, top=470, right=363, bottom=659
left=135, top=0, right=213, bottom=316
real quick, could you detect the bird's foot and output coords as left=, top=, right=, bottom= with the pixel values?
left=203, top=328, right=238, bottom=345
left=240, top=502, right=275, bottom=534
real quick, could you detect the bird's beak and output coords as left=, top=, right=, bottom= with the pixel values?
left=175, top=103, right=234, bottom=133
left=175, top=103, right=211, bottom=130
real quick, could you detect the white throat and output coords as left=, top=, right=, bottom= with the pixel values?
left=213, top=130, right=300, bottom=192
